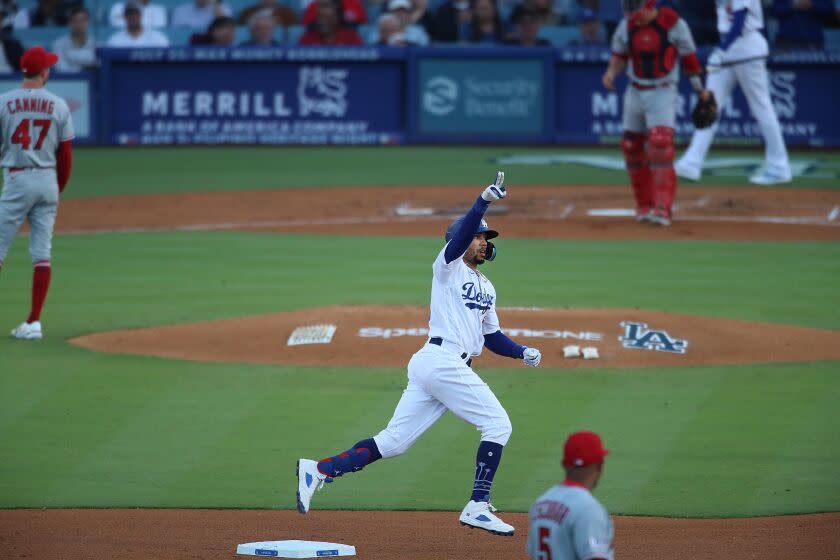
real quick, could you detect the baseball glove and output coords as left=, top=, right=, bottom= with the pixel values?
left=692, top=92, right=718, bottom=129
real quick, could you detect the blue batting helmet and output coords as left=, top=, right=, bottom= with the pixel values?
left=445, top=217, right=499, bottom=242
left=445, top=217, right=498, bottom=262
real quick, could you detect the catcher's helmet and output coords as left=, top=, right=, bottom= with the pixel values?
left=445, top=217, right=498, bottom=261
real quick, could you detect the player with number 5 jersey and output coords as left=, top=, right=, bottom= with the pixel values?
left=0, top=46, right=75, bottom=340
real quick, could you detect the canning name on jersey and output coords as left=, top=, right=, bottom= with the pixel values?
left=429, top=243, right=500, bottom=358
left=716, top=0, right=768, bottom=61
left=611, top=13, right=697, bottom=87
left=0, top=88, right=74, bottom=168
left=528, top=484, right=615, bottom=560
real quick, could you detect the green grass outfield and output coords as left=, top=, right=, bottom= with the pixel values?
left=0, top=147, right=839, bottom=518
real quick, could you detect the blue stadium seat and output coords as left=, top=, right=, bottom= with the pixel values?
left=825, top=29, right=840, bottom=50
left=167, top=26, right=196, bottom=45
left=286, top=23, right=304, bottom=44
left=14, top=26, right=67, bottom=50
left=537, top=25, right=577, bottom=47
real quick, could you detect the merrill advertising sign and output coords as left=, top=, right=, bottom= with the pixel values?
left=556, top=50, right=840, bottom=146
left=106, top=50, right=404, bottom=145
left=417, top=58, right=545, bottom=138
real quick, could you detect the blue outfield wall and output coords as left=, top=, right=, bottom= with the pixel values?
left=29, top=46, right=840, bottom=146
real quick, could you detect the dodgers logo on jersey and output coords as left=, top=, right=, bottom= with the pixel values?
left=619, top=322, right=688, bottom=354
left=462, top=282, right=494, bottom=312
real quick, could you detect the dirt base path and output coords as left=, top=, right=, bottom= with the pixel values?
left=58, top=186, right=840, bottom=240
left=70, top=306, right=840, bottom=368
left=1, top=509, right=838, bottom=560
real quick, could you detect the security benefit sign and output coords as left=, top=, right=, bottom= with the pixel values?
left=418, top=58, right=546, bottom=138
left=108, top=60, right=404, bottom=145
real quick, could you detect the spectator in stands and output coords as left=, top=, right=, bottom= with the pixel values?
left=302, top=0, right=367, bottom=26
left=773, top=0, right=834, bottom=48
left=109, top=0, right=168, bottom=29
left=382, top=0, right=429, bottom=44
left=238, top=0, right=296, bottom=27
left=52, top=6, right=95, bottom=71
left=13, top=0, right=75, bottom=28
left=428, top=0, right=472, bottom=42
left=172, top=0, right=232, bottom=30
left=596, top=0, right=620, bottom=38
left=240, top=9, right=281, bottom=44
left=464, top=0, right=504, bottom=43
left=568, top=7, right=605, bottom=45
left=190, top=14, right=236, bottom=44
left=298, top=0, right=364, bottom=44
left=676, top=0, right=716, bottom=47
left=0, top=8, right=23, bottom=72
left=509, top=0, right=563, bottom=26
left=504, top=7, right=550, bottom=45
left=107, top=2, right=170, bottom=47
left=376, top=12, right=407, bottom=44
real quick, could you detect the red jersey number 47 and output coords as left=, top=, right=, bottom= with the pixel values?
left=12, top=119, right=52, bottom=150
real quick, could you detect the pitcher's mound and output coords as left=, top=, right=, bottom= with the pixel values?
left=69, top=306, right=840, bottom=368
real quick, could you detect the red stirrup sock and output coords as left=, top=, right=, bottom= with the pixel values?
left=27, top=262, right=52, bottom=323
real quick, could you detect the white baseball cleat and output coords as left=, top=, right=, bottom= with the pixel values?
left=296, top=459, right=329, bottom=514
left=11, top=321, right=42, bottom=340
left=648, top=209, right=672, bottom=227
left=459, top=500, right=515, bottom=536
left=675, top=159, right=701, bottom=181
left=749, top=167, right=792, bottom=186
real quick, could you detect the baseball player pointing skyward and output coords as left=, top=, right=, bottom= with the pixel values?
left=0, top=47, right=74, bottom=340
left=297, top=172, right=542, bottom=536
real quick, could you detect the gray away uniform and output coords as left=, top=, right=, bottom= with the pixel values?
left=528, top=483, right=614, bottom=560
left=611, top=16, right=697, bottom=132
left=0, top=87, right=74, bottom=265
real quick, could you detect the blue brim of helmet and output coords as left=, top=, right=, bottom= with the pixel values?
left=483, top=229, right=499, bottom=240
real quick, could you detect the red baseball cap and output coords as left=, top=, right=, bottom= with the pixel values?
left=21, top=47, right=59, bottom=76
left=563, top=431, right=609, bottom=468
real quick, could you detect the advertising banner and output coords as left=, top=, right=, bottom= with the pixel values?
left=101, top=48, right=404, bottom=145
left=555, top=48, right=840, bottom=147
left=416, top=57, right=546, bottom=138
left=0, top=74, right=95, bottom=144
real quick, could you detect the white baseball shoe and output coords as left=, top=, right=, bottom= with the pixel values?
left=648, top=209, right=672, bottom=227
left=11, top=321, right=42, bottom=340
left=675, top=159, right=701, bottom=181
left=749, top=167, right=792, bottom=185
left=459, top=500, right=515, bottom=536
left=296, top=458, right=329, bottom=514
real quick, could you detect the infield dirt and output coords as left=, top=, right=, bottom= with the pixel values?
left=20, top=184, right=838, bottom=559
left=2, top=509, right=838, bottom=560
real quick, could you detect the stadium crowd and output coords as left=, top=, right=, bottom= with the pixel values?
left=0, top=0, right=838, bottom=71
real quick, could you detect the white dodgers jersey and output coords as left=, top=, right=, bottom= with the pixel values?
left=428, top=243, right=500, bottom=357
left=716, top=0, right=764, bottom=35
left=0, top=87, right=75, bottom=168
left=528, top=484, right=615, bottom=560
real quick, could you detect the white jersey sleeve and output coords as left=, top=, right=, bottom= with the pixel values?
left=432, top=242, right=464, bottom=283
left=572, top=503, right=615, bottom=560
left=481, top=295, right=500, bottom=335
left=610, top=19, right=629, bottom=57
left=0, top=88, right=74, bottom=169
left=669, top=18, right=697, bottom=57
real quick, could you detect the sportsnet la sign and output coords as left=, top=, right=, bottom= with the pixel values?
left=619, top=322, right=688, bottom=354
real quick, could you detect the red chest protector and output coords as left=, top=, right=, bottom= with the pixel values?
left=628, top=8, right=679, bottom=80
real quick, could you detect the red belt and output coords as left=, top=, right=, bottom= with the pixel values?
left=631, top=82, right=672, bottom=90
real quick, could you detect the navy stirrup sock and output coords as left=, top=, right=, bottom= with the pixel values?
left=317, top=438, right=382, bottom=478
left=471, top=440, right=503, bottom=502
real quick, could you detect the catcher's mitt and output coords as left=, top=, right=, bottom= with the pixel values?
left=692, top=92, right=718, bottom=129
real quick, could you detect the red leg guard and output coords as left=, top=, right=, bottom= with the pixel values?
left=647, top=126, right=677, bottom=217
left=621, top=131, right=653, bottom=212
